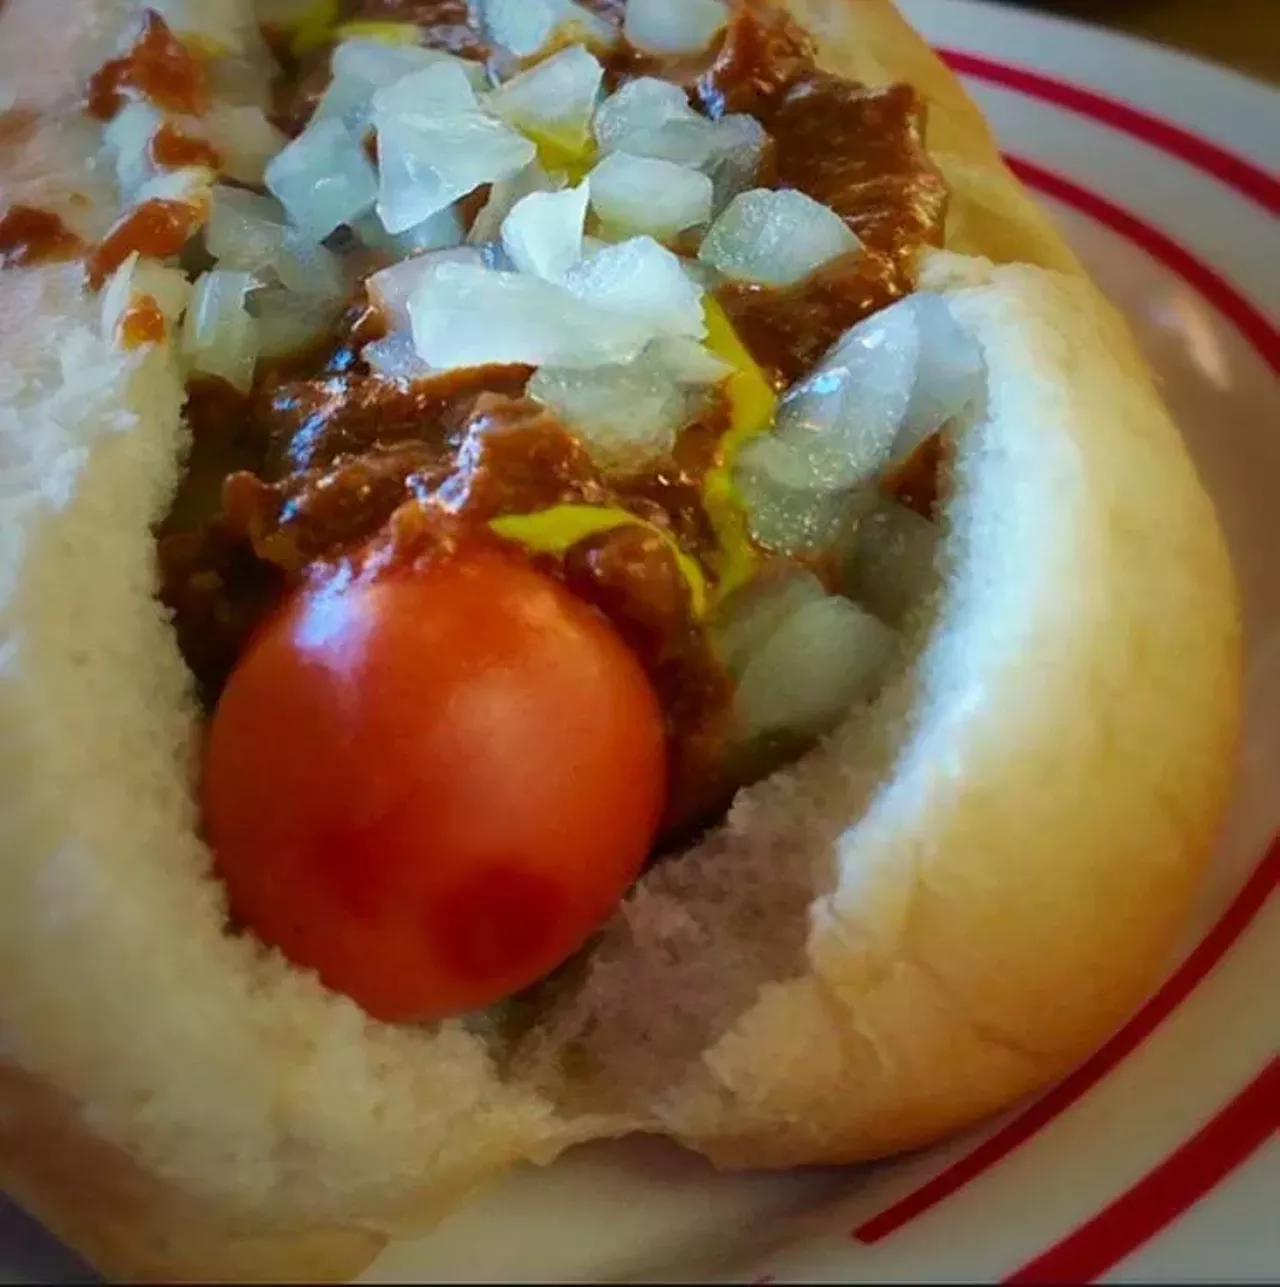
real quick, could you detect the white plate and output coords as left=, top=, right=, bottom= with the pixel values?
left=4, top=2, right=1277, bottom=1282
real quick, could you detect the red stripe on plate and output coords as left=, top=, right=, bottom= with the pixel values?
left=937, top=48, right=1280, bottom=216
left=1005, top=155, right=1280, bottom=374
left=1003, top=1059, right=1280, bottom=1285
left=853, top=837, right=1280, bottom=1244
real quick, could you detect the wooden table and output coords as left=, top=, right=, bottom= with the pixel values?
left=1001, top=0, right=1280, bottom=85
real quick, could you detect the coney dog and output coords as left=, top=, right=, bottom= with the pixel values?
left=0, top=0, right=1242, bottom=1281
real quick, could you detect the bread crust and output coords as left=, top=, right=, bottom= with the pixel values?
left=0, top=0, right=1241, bottom=1280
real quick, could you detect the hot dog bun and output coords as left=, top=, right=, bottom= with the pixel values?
left=0, top=0, right=1240, bottom=1280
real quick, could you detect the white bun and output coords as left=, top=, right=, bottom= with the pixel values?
left=0, top=0, right=1240, bottom=1279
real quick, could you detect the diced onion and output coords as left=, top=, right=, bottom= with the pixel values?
left=374, top=110, right=535, bottom=234
left=893, top=292, right=986, bottom=462
left=527, top=357, right=689, bottom=471
left=181, top=269, right=259, bottom=391
left=486, top=44, right=604, bottom=152
left=316, top=39, right=488, bottom=131
left=206, top=185, right=347, bottom=299
left=588, top=152, right=712, bottom=240
left=732, top=593, right=897, bottom=745
left=201, top=104, right=290, bottom=185
left=624, top=0, right=728, bottom=55
left=481, top=0, right=615, bottom=57
left=500, top=182, right=589, bottom=281
left=714, top=566, right=827, bottom=677
left=735, top=463, right=875, bottom=555
left=593, top=77, right=697, bottom=153
left=480, top=0, right=557, bottom=57
left=646, top=335, right=732, bottom=385
left=705, top=114, right=768, bottom=213
left=557, top=2, right=618, bottom=48
left=362, top=329, right=436, bottom=381
left=408, top=262, right=651, bottom=370
left=100, top=252, right=191, bottom=343
left=353, top=203, right=466, bottom=255
left=366, top=245, right=485, bottom=330
left=264, top=117, right=377, bottom=241
left=467, top=160, right=559, bottom=244
left=205, top=184, right=288, bottom=272
left=561, top=236, right=705, bottom=339
left=102, top=101, right=162, bottom=201
left=840, top=497, right=941, bottom=627
left=249, top=285, right=345, bottom=359
left=149, top=0, right=245, bottom=55
left=370, top=59, right=480, bottom=118
left=131, top=259, right=193, bottom=322
left=698, top=188, right=860, bottom=287
left=748, top=293, right=982, bottom=496
left=272, top=229, right=348, bottom=298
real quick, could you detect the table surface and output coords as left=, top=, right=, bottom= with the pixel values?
left=1000, top=0, right=1280, bottom=86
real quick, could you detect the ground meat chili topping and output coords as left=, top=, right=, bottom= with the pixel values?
left=87, top=198, right=207, bottom=288
left=0, top=206, right=85, bottom=268
left=86, top=10, right=209, bottom=120
left=156, top=0, right=951, bottom=845
left=150, top=123, right=223, bottom=171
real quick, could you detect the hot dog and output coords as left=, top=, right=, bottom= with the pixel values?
left=0, top=0, right=1241, bottom=1280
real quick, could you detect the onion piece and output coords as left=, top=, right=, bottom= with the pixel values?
left=408, top=262, right=652, bottom=370
left=624, top=0, right=729, bottom=55
left=374, top=110, right=535, bottom=234
left=102, top=101, right=161, bottom=201
left=264, top=117, right=377, bottom=241
left=894, top=292, right=986, bottom=461
left=500, top=182, right=589, bottom=281
left=732, top=593, right=897, bottom=745
left=352, top=202, right=466, bottom=255
left=480, top=0, right=557, bottom=57
left=201, top=104, right=288, bottom=185
left=370, top=60, right=480, bottom=118
left=647, top=335, right=732, bottom=385
left=481, top=0, right=615, bottom=57
left=367, top=245, right=485, bottom=331
left=561, top=236, right=705, bottom=340
left=149, top=0, right=245, bottom=55
left=705, top=114, right=768, bottom=213
left=698, top=188, right=860, bottom=287
left=206, top=185, right=346, bottom=298
left=317, top=40, right=489, bottom=132
left=181, top=269, right=259, bottom=391
left=840, top=497, right=941, bottom=628
left=100, top=252, right=191, bottom=343
left=205, top=184, right=287, bottom=273
left=467, top=160, right=560, bottom=244
left=272, top=229, right=348, bottom=298
left=588, top=153, right=712, bottom=241
left=528, top=359, right=689, bottom=471
left=362, top=330, right=436, bottom=381
left=714, top=566, right=828, bottom=677
left=749, top=293, right=982, bottom=496
left=735, top=463, right=875, bottom=555
left=249, top=285, right=345, bottom=360
left=593, top=77, right=697, bottom=153
left=486, top=44, right=604, bottom=153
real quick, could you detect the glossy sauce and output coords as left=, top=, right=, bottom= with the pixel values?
left=118, top=294, right=168, bottom=348
left=0, top=205, right=84, bottom=268
left=150, top=122, right=223, bottom=170
left=87, top=198, right=206, bottom=288
left=883, top=430, right=949, bottom=520
left=86, top=11, right=209, bottom=120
